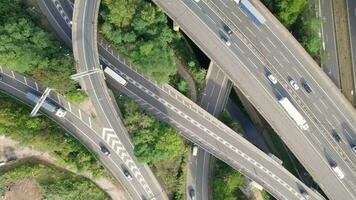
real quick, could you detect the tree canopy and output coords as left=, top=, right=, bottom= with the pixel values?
left=100, top=0, right=178, bottom=83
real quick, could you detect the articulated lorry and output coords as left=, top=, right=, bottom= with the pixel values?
left=26, top=92, right=67, bottom=118
left=278, top=97, right=309, bottom=130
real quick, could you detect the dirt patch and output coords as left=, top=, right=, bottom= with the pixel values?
left=332, top=0, right=355, bottom=103
left=3, top=178, right=42, bottom=200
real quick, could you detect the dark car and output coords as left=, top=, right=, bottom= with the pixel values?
left=0, top=74, right=3, bottom=81
left=123, top=168, right=133, bottom=181
left=100, top=144, right=110, bottom=156
left=332, top=132, right=342, bottom=143
left=302, top=82, right=312, bottom=93
left=189, top=188, right=196, bottom=200
left=223, top=23, right=232, bottom=35
left=300, top=188, right=310, bottom=199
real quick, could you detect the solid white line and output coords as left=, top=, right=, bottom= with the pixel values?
left=88, top=116, right=92, bottom=128
left=35, top=82, right=39, bottom=91
left=78, top=109, right=82, bottom=120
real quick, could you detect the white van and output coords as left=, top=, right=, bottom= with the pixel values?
left=192, top=144, right=199, bottom=156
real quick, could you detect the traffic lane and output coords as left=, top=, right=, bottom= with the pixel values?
left=210, top=0, right=356, bottom=134
left=152, top=0, right=350, bottom=199
left=73, top=1, right=162, bottom=198
left=347, top=0, right=356, bottom=92
left=0, top=71, right=149, bottom=199
left=101, top=57, right=323, bottom=200
left=320, top=0, right=340, bottom=86
left=195, top=0, right=356, bottom=177
left=38, top=0, right=72, bottom=46
left=105, top=77, right=312, bottom=200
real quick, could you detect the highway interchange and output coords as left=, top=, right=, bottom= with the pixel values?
left=153, top=0, right=356, bottom=199
left=0, top=0, right=355, bottom=199
left=40, top=0, right=323, bottom=199
left=40, top=0, right=166, bottom=199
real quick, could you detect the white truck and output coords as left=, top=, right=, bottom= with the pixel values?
left=278, top=97, right=309, bottom=130
left=26, top=92, right=67, bottom=118
left=104, top=67, right=128, bottom=86
left=331, top=163, right=345, bottom=179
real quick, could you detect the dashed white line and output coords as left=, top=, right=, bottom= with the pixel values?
left=259, top=41, right=271, bottom=53
left=313, top=103, right=323, bottom=114
left=246, top=26, right=256, bottom=37
left=233, top=43, right=244, bottom=54
left=248, top=58, right=259, bottom=69
left=232, top=11, right=242, bottom=22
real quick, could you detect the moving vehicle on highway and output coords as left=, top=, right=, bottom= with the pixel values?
left=220, top=34, right=231, bottom=46
left=332, top=131, right=342, bottom=143
left=278, top=97, right=309, bottom=130
left=330, top=162, right=345, bottom=179
left=223, top=23, right=232, bottom=35
left=192, top=144, right=198, bottom=156
left=239, top=0, right=266, bottom=25
left=289, top=79, right=299, bottom=90
left=189, top=188, right=196, bottom=200
left=267, top=73, right=278, bottom=84
left=302, top=82, right=312, bottom=93
left=300, top=188, right=310, bottom=200
left=352, top=145, right=356, bottom=153
left=104, top=67, right=128, bottom=86
left=99, top=143, right=111, bottom=156
left=123, top=168, right=133, bottom=181
left=26, top=92, right=67, bottom=118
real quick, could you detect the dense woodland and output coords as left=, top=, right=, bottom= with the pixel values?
left=0, top=93, right=104, bottom=177
left=0, top=0, right=86, bottom=102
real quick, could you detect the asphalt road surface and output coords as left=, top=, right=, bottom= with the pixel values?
left=346, top=0, right=356, bottom=103
left=319, top=0, right=340, bottom=87
left=40, top=0, right=167, bottom=199
left=152, top=0, right=356, bottom=199
left=42, top=0, right=328, bottom=199
left=187, top=63, right=232, bottom=200
left=0, top=67, right=135, bottom=199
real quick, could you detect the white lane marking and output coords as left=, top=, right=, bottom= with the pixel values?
left=344, top=128, right=352, bottom=138
left=78, top=109, right=82, bottom=120
left=313, top=103, right=323, bottom=114
left=88, top=116, right=92, bottom=128
left=332, top=114, right=341, bottom=125
left=23, top=77, right=27, bottom=85
left=293, top=67, right=302, bottom=78
left=233, top=43, right=244, bottom=54
left=0, top=65, right=3, bottom=73
left=252, top=21, right=262, bottom=32
left=266, top=37, right=276, bottom=48
left=266, top=25, right=356, bottom=132
left=325, top=118, right=334, bottom=128
left=272, top=56, right=282, bottom=67
left=246, top=26, right=256, bottom=37
left=280, top=51, right=289, bottom=63
left=232, top=11, right=242, bottom=22
left=259, top=41, right=271, bottom=53
left=248, top=58, right=258, bottom=69
left=35, top=82, right=39, bottom=91
left=206, top=14, right=216, bottom=25
left=68, top=101, right=72, bottom=112
left=320, top=99, right=328, bottom=109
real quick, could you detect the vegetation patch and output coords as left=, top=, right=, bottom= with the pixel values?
left=115, top=93, right=186, bottom=199
left=0, top=0, right=86, bottom=102
left=0, top=162, right=109, bottom=200
left=0, top=93, right=104, bottom=177
left=262, top=0, right=322, bottom=62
